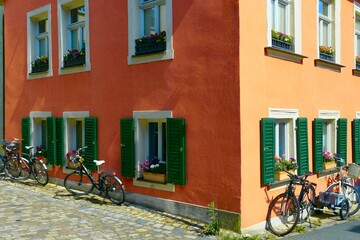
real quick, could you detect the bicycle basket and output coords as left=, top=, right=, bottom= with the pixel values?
left=99, top=169, right=116, bottom=177
left=318, top=191, right=345, bottom=206
left=348, top=163, right=360, bottom=179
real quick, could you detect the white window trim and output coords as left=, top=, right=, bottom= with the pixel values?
left=58, top=0, right=91, bottom=75
left=267, top=0, right=302, bottom=53
left=132, top=110, right=174, bottom=192
left=354, top=4, right=360, bottom=67
left=317, top=0, right=340, bottom=63
left=63, top=111, right=89, bottom=173
left=356, top=112, right=360, bottom=119
left=319, top=110, right=340, bottom=153
left=128, top=0, right=174, bottom=65
left=27, top=4, right=53, bottom=80
left=269, top=108, right=299, bottom=160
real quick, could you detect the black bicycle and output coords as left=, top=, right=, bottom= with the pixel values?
left=1, top=138, right=22, bottom=179
left=64, top=147, right=125, bottom=205
left=266, top=171, right=317, bottom=236
left=14, top=146, right=49, bottom=185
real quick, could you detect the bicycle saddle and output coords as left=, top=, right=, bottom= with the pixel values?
left=93, top=160, right=105, bottom=166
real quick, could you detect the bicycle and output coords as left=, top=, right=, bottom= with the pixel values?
left=1, top=138, right=23, bottom=179
left=63, top=147, right=125, bottom=205
left=14, top=145, right=49, bottom=186
left=266, top=171, right=317, bottom=236
left=323, top=156, right=360, bottom=216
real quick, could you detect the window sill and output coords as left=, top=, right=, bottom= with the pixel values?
left=314, top=59, right=345, bottom=72
left=28, top=69, right=53, bottom=80
left=352, top=69, right=360, bottom=77
left=133, top=178, right=175, bottom=192
left=128, top=47, right=174, bottom=65
left=268, top=179, right=290, bottom=190
left=59, top=63, right=91, bottom=75
left=317, top=168, right=338, bottom=178
left=264, top=47, right=308, bottom=64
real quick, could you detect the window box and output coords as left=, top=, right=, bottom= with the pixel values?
left=356, top=63, right=360, bottom=70
left=319, top=52, right=334, bottom=62
left=143, top=172, right=167, bottom=183
left=135, top=31, right=166, bottom=56
left=323, top=161, right=336, bottom=170
left=32, top=63, right=49, bottom=73
left=64, top=55, right=85, bottom=68
left=272, top=38, right=293, bottom=52
left=275, top=170, right=293, bottom=181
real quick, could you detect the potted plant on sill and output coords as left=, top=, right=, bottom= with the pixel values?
left=274, top=155, right=297, bottom=181
left=322, top=151, right=336, bottom=170
left=356, top=56, right=360, bottom=70
left=135, top=31, right=166, bottom=56
left=31, top=56, right=49, bottom=73
left=63, top=49, right=85, bottom=68
left=35, top=145, right=47, bottom=164
left=319, top=45, right=334, bottom=62
left=139, top=157, right=167, bottom=183
left=271, top=29, right=294, bottom=51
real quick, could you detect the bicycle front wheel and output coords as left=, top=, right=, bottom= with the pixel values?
left=33, top=160, right=49, bottom=186
left=64, top=171, right=94, bottom=196
left=326, top=182, right=360, bottom=216
left=0, top=156, right=5, bottom=179
left=266, top=193, right=300, bottom=237
left=16, top=158, right=31, bottom=180
left=299, top=184, right=316, bottom=222
left=5, top=156, right=21, bottom=179
left=104, top=176, right=125, bottom=205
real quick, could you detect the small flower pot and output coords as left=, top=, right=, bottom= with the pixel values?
left=323, top=162, right=336, bottom=170
left=143, top=172, right=167, bottom=183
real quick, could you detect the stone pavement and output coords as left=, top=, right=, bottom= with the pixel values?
left=0, top=179, right=216, bottom=240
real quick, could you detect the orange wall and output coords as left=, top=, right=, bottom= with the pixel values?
left=4, top=0, right=241, bottom=216
left=240, top=0, right=360, bottom=228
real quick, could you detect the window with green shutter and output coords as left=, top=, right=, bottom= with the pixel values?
left=261, top=118, right=275, bottom=185
left=47, top=117, right=64, bottom=166
left=313, top=118, right=324, bottom=172
left=21, top=118, right=31, bottom=154
left=353, top=119, right=360, bottom=164
left=337, top=118, right=347, bottom=164
left=120, top=118, right=135, bottom=178
left=84, top=117, right=98, bottom=171
left=296, top=118, right=309, bottom=176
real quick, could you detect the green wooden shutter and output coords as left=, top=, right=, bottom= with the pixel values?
left=353, top=119, right=360, bottom=164
left=337, top=118, right=347, bottom=164
left=166, top=118, right=186, bottom=186
left=313, top=118, right=323, bottom=172
left=261, top=118, right=275, bottom=185
left=120, top=118, right=135, bottom=178
left=21, top=118, right=30, bottom=154
left=84, top=117, right=98, bottom=171
left=56, top=118, right=64, bottom=166
left=296, top=118, right=309, bottom=176
left=46, top=117, right=56, bottom=165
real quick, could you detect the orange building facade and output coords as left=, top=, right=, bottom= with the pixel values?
left=3, top=0, right=360, bottom=233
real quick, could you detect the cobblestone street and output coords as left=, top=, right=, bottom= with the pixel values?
left=0, top=179, right=214, bottom=240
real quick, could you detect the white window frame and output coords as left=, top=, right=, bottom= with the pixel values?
left=29, top=111, right=51, bottom=152
left=317, top=0, right=340, bottom=62
left=58, top=0, right=90, bottom=75
left=132, top=110, right=174, bottom=192
left=269, top=108, right=298, bottom=160
left=267, top=0, right=302, bottom=53
left=63, top=111, right=89, bottom=172
left=128, top=0, right=173, bottom=65
left=354, top=3, right=360, bottom=67
left=27, top=4, right=53, bottom=79
left=319, top=110, right=340, bottom=154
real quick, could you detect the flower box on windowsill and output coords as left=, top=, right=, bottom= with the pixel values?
left=323, top=161, right=336, bottom=170
left=32, top=63, right=49, bottom=73
left=319, top=52, right=334, bottom=62
left=63, top=56, right=85, bottom=68
left=135, top=42, right=166, bottom=56
left=275, top=170, right=294, bottom=181
left=143, top=172, right=167, bottom=183
left=272, top=38, right=294, bottom=52
left=356, top=63, right=360, bottom=70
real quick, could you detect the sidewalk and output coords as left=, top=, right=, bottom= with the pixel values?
left=0, top=178, right=216, bottom=239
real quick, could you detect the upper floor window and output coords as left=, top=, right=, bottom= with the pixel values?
left=27, top=5, right=52, bottom=79
left=355, top=7, right=360, bottom=70
left=268, top=0, right=301, bottom=53
left=128, top=0, right=173, bottom=65
left=318, top=0, right=339, bottom=63
left=58, top=0, right=90, bottom=74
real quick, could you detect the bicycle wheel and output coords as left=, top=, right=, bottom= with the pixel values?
left=104, top=176, right=125, bottom=205
left=339, top=199, right=349, bottom=220
left=5, top=156, right=21, bottom=179
left=326, top=182, right=360, bottom=216
left=266, top=193, right=300, bottom=237
left=33, top=160, right=49, bottom=186
left=16, top=158, right=31, bottom=180
left=64, top=171, right=94, bottom=196
left=299, top=184, right=316, bottom=222
left=0, top=156, right=5, bottom=179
